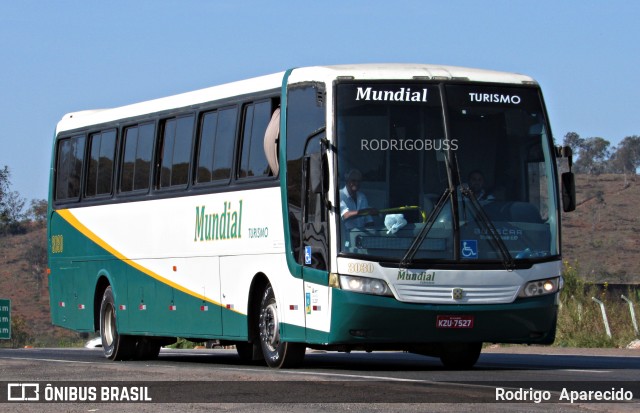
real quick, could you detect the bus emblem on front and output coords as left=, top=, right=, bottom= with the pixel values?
left=452, top=288, right=464, bottom=300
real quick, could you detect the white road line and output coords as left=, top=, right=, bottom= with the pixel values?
left=218, top=366, right=431, bottom=383
left=1, top=356, right=100, bottom=364
left=480, top=363, right=612, bottom=373
left=562, top=369, right=611, bottom=373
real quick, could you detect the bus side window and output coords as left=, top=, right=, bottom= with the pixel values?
left=86, top=129, right=116, bottom=198
left=158, top=114, right=195, bottom=189
left=238, top=100, right=274, bottom=179
left=196, top=106, right=237, bottom=185
left=55, top=135, right=86, bottom=202
left=120, top=123, right=154, bottom=193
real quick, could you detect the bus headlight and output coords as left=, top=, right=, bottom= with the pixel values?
left=339, top=275, right=393, bottom=297
left=519, top=276, right=562, bottom=298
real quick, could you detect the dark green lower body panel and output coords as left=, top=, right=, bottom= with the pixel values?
left=50, top=261, right=249, bottom=340
left=329, top=289, right=557, bottom=345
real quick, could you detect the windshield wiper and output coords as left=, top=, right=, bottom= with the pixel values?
left=399, top=188, right=452, bottom=269
left=460, top=185, right=515, bottom=270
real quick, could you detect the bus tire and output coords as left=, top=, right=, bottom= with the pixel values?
left=439, top=342, right=482, bottom=370
left=100, top=286, right=136, bottom=361
left=258, top=285, right=305, bottom=368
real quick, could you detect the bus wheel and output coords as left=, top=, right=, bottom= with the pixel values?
left=100, top=287, right=135, bottom=361
left=439, top=342, right=482, bottom=370
left=258, top=285, right=305, bottom=368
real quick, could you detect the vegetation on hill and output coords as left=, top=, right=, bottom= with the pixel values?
left=562, top=174, right=640, bottom=283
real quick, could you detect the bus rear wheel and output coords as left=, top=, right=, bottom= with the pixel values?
left=439, top=342, right=482, bottom=370
left=100, top=286, right=136, bottom=361
left=258, top=285, right=305, bottom=368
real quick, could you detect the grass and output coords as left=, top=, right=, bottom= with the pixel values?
left=555, top=261, right=639, bottom=348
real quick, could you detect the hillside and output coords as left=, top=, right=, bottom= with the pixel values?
left=562, top=174, right=640, bottom=283
left=0, top=225, right=80, bottom=347
left=0, top=173, right=638, bottom=346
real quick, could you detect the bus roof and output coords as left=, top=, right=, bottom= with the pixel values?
left=56, top=64, right=537, bottom=134
left=287, top=63, right=536, bottom=84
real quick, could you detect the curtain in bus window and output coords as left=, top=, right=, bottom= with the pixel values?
left=55, top=135, right=85, bottom=201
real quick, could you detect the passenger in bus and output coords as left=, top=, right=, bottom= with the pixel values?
left=468, top=170, right=495, bottom=202
left=340, top=169, right=378, bottom=229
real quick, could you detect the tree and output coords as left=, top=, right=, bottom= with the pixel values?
left=27, top=199, right=48, bottom=226
left=610, top=135, right=640, bottom=175
left=0, top=166, right=27, bottom=235
left=0, top=166, right=9, bottom=216
left=563, top=132, right=585, bottom=154
left=0, top=166, right=12, bottom=228
left=574, top=137, right=611, bottom=175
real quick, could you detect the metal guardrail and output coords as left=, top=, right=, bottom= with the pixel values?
left=589, top=294, right=639, bottom=339
left=621, top=295, right=639, bottom=336
left=591, top=297, right=612, bottom=338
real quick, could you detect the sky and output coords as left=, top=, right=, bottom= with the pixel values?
left=1, top=0, right=638, bottom=202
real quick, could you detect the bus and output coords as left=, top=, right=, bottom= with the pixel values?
left=48, top=64, right=575, bottom=369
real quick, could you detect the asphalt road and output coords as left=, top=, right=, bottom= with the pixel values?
left=0, top=346, right=638, bottom=412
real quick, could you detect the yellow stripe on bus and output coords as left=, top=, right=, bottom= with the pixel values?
left=56, top=209, right=235, bottom=312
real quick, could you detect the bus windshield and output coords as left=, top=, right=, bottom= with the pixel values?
left=336, top=82, right=559, bottom=264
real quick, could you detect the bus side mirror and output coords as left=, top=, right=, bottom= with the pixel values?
left=561, top=172, right=576, bottom=212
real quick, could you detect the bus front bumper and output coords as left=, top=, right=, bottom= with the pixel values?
left=328, top=288, right=558, bottom=345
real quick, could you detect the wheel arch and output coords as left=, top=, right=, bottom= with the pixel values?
left=93, top=273, right=112, bottom=332
left=246, top=272, right=270, bottom=343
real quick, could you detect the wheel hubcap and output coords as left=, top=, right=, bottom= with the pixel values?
left=261, top=303, right=279, bottom=351
left=103, top=304, right=115, bottom=347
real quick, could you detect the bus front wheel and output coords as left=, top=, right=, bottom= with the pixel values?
left=258, top=285, right=305, bottom=368
left=100, top=286, right=136, bottom=361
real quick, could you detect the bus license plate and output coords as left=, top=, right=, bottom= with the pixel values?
left=436, top=315, right=474, bottom=329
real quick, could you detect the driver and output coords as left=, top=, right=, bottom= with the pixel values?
left=468, top=170, right=495, bottom=202
left=340, top=169, right=378, bottom=230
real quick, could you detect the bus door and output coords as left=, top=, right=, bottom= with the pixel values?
left=301, top=131, right=330, bottom=337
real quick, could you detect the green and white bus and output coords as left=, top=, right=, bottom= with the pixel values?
left=48, top=64, right=575, bottom=368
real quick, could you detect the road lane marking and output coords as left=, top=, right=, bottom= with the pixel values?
left=562, top=369, right=611, bottom=373
left=218, top=366, right=431, bottom=383
left=1, top=356, right=100, bottom=364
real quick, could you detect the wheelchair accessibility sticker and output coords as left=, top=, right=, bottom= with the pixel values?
left=304, top=246, right=312, bottom=265
left=461, top=240, right=478, bottom=259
